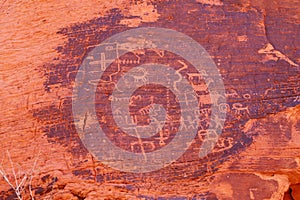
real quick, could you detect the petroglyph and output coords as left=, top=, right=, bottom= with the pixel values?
left=232, top=103, right=250, bottom=115
left=225, top=89, right=240, bottom=98
left=294, top=96, right=300, bottom=102
left=258, top=43, right=299, bottom=67
left=131, top=67, right=148, bottom=83
left=173, top=60, right=188, bottom=92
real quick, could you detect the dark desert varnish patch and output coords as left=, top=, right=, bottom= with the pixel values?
left=32, top=0, right=300, bottom=186
left=95, top=49, right=211, bottom=153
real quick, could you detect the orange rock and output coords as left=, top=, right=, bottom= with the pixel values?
left=1, top=0, right=299, bottom=199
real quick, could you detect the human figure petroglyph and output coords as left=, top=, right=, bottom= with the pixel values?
left=88, top=42, right=120, bottom=71
left=151, top=117, right=165, bottom=132
left=211, top=114, right=225, bottom=130
left=112, top=107, right=122, bottom=116
left=97, top=43, right=121, bottom=82
left=186, top=115, right=199, bottom=130
left=155, top=132, right=169, bottom=146
left=88, top=56, right=108, bottom=70
left=179, top=116, right=188, bottom=131
left=178, top=114, right=198, bottom=131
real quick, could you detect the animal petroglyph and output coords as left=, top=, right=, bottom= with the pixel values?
left=132, top=67, right=148, bottom=83
left=232, top=103, right=250, bottom=115
left=225, top=89, right=240, bottom=98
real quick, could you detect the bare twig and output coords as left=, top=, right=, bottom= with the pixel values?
left=0, top=150, right=40, bottom=200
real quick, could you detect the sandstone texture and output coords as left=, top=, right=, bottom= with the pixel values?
left=0, top=0, right=300, bottom=199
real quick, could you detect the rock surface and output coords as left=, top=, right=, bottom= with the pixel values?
left=0, top=0, right=299, bottom=199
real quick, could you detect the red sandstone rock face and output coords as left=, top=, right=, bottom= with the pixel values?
left=0, top=0, right=299, bottom=199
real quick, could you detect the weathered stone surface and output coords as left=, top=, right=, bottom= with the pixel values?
left=0, top=0, right=299, bottom=199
